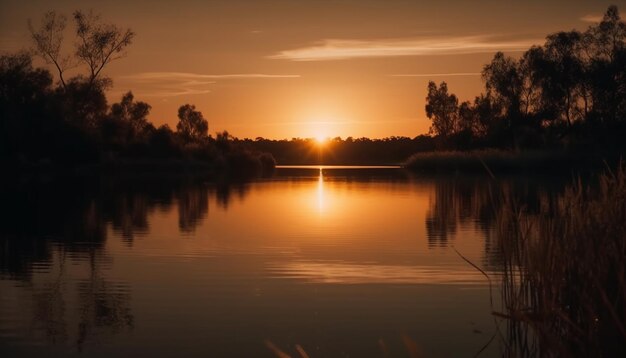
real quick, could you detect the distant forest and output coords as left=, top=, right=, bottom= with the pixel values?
left=1, top=6, right=625, bottom=170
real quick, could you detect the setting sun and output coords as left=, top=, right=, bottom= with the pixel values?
left=314, top=135, right=327, bottom=145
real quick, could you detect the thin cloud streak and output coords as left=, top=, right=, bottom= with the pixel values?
left=391, top=72, right=481, bottom=77
left=251, top=118, right=412, bottom=127
left=118, top=72, right=300, bottom=97
left=123, top=72, right=301, bottom=80
left=580, top=14, right=602, bottom=23
left=268, top=35, right=540, bottom=61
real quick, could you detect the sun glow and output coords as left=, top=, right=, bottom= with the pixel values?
left=314, top=135, right=327, bottom=145
left=304, top=116, right=338, bottom=144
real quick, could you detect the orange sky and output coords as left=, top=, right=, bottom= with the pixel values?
left=0, top=0, right=620, bottom=139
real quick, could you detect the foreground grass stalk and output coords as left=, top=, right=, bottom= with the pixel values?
left=496, top=164, right=626, bottom=357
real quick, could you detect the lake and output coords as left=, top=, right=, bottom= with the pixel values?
left=0, top=166, right=567, bottom=357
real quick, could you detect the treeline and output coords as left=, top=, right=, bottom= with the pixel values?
left=0, top=10, right=274, bottom=176
left=243, top=136, right=435, bottom=165
left=424, top=5, right=626, bottom=154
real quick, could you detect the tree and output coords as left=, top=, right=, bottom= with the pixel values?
left=585, top=5, right=626, bottom=122
left=176, top=104, right=208, bottom=141
left=73, top=10, right=135, bottom=87
left=586, top=5, right=626, bottom=62
left=0, top=53, right=53, bottom=160
left=28, top=11, right=72, bottom=89
left=100, top=92, right=151, bottom=149
left=29, top=10, right=134, bottom=90
left=536, top=31, right=586, bottom=126
left=215, top=130, right=233, bottom=152
left=457, top=101, right=476, bottom=134
left=110, top=92, right=151, bottom=134
left=425, top=81, right=458, bottom=138
left=53, top=76, right=108, bottom=128
left=482, top=52, right=523, bottom=121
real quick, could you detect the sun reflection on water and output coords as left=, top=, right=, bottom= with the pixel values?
left=316, top=167, right=325, bottom=214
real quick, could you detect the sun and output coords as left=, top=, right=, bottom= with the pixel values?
left=314, top=135, right=327, bottom=145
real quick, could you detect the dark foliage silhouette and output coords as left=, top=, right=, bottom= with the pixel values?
left=1, top=10, right=275, bottom=177
left=177, top=104, right=208, bottom=141
left=417, top=6, right=626, bottom=157
left=3, top=7, right=624, bottom=173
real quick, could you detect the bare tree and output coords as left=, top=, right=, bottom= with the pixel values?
left=28, top=10, right=134, bottom=90
left=28, top=11, right=74, bottom=89
left=73, top=10, right=135, bottom=86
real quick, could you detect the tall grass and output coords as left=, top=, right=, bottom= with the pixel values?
left=495, top=164, right=626, bottom=357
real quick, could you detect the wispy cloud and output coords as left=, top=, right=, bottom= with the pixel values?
left=268, top=35, right=539, bottom=61
left=580, top=14, right=602, bottom=23
left=118, top=72, right=300, bottom=97
left=391, top=72, right=481, bottom=77
left=124, top=72, right=301, bottom=80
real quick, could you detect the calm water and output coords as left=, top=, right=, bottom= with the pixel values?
left=0, top=167, right=565, bottom=357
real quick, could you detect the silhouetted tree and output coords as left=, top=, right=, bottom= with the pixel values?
left=585, top=5, right=626, bottom=123
left=53, top=76, right=108, bottom=128
left=148, top=124, right=180, bottom=158
left=29, top=9, right=134, bottom=90
left=415, top=5, right=625, bottom=152
left=530, top=32, right=586, bottom=126
left=73, top=10, right=135, bottom=87
left=216, top=130, right=233, bottom=152
left=425, top=81, right=458, bottom=138
left=176, top=104, right=208, bottom=141
left=28, top=11, right=72, bottom=89
left=0, top=52, right=53, bottom=161
left=99, top=92, right=151, bottom=153
left=110, top=92, right=150, bottom=133
left=482, top=52, right=523, bottom=122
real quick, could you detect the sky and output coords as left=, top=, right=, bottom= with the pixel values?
left=0, top=0, right=622, bottom=139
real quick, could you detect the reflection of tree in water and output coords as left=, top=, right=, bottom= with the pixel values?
left=0, top=180, right=135, bottom=349
left=27, top=248, right=133, bottom=351
left=424, top=176, right=566, bottom=267
left=425, top=180, right=459, bottom=247
left=75, top=251, right=133, bottom=351
left=214, top=182, right=249, bottom=210
left=177, top=183, right=209, bottom=232
left=31, top=259, right=69, bottom=344
left=0, top=176, right=253, bottom=349
left=0, top=181, right=106, bottom=279
left=100, top=179, right=175, bottom=245
left=176, top=180, right=251, bottom=231
left=99, top=178, right=249, bottom=236
left=425, top=178, right=495, bottom=248
left=105, top=193, right=150, bottom=243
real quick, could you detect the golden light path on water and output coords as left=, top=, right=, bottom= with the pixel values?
left=317, top=167, right=325, bottom=215
left=263, top=166, right=493, bottom=285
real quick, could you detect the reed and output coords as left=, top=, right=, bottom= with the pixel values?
left=495, top=164, right=626, bottom=357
